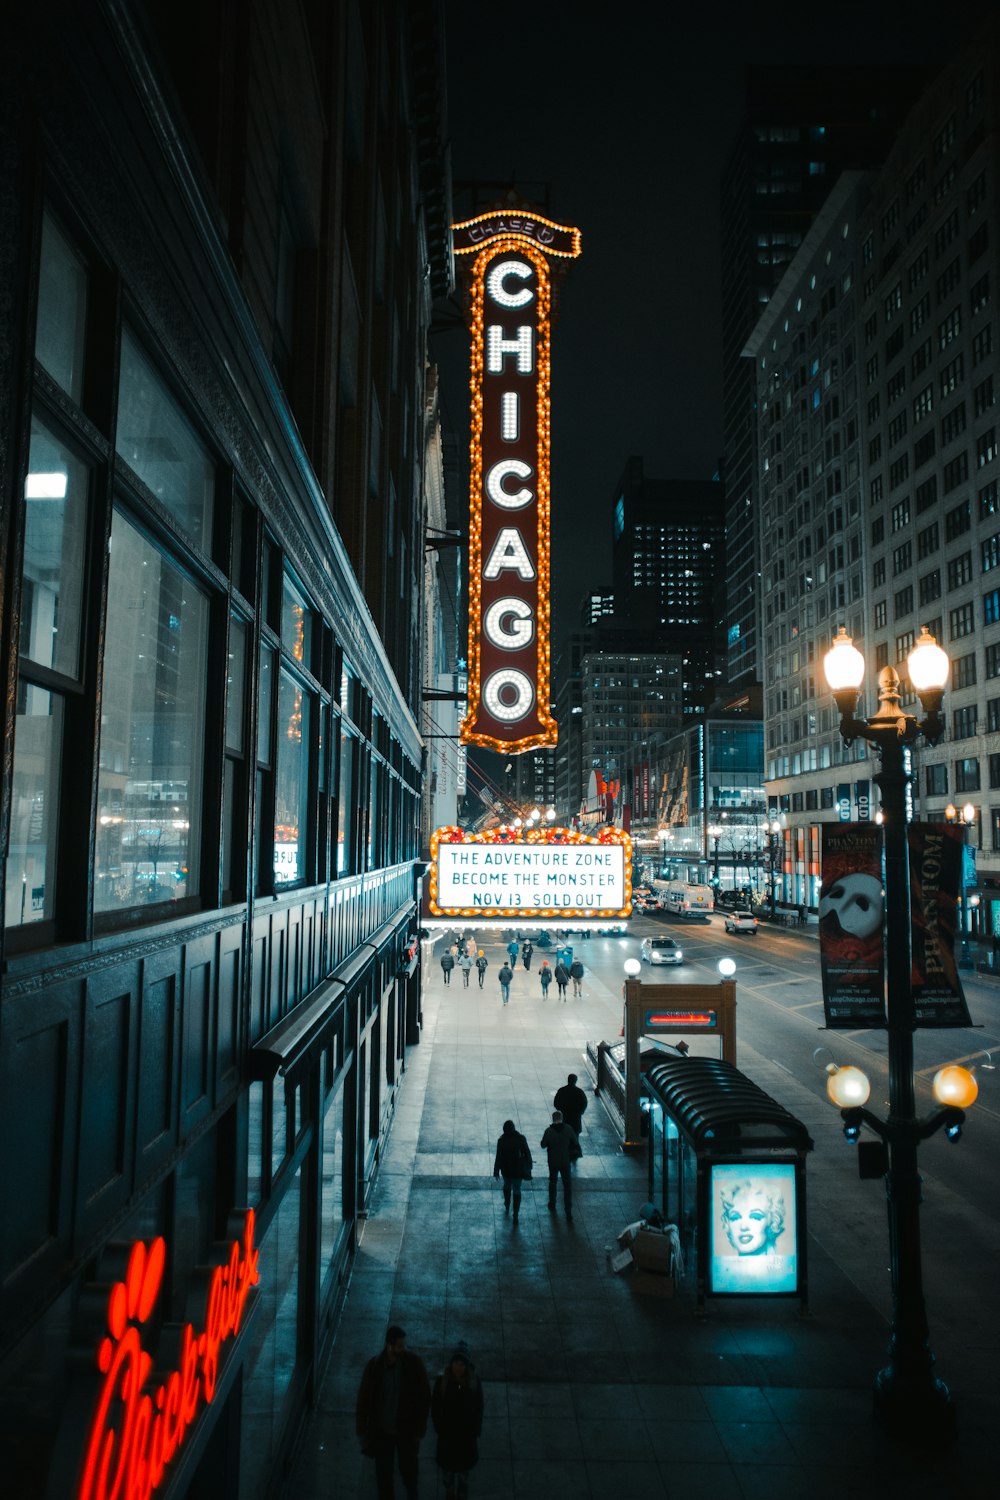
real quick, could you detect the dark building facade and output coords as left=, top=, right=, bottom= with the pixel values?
left=720, top=67, right=932, bottom=687
left=610, top=457, right=724, bottom=715
left=0, top=3, right=450, bottom=1497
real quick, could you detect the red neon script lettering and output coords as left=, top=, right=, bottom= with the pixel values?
left=78, top=1209, right=260, bottom=1500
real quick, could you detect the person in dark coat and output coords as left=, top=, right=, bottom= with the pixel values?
left=493, top=1118, right=532, bottom=1224
left=498, top=963, right=512, bottom=1005
left=554, top=960, right=570, bottom=1001
left=506, top=937, right=519, bottom=968
left=553, top=1073, right=588, bottom=1138
left=356, top=1325, right=431, bottom=1498
left=431, top=1342, right=483, bottom=1500
left=538, top=960, right=552, bottom=999
left=521, top=938, right=533, bottom=970
left=569, top=957, right=584, bottom=996
left=475, top=950, right=488, bottom=988
left=540, top=1110, right=580, bottom=1221
left=440, top=951, right=455, bottom=986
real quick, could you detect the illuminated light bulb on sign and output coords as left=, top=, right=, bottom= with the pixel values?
left=484, top=668, right=535, bottom=721
left=486, top=258, right=534, bottom=306
left=484, top=597, right=534, bottom=649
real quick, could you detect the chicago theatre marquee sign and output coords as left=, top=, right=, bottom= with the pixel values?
left=453, top=208, right=582, bottom=753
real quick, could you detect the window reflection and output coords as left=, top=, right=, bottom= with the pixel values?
left=7, top=686, right=63, bottom=928
left=94, top=511, right=208, bottom=913
left=22, top=419, right=88, bottom=679
left=35, top=212, right=87, bottom=403
left=274, top=668, right=310, bottom=886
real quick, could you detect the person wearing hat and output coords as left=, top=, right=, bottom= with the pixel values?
left=474, top=949, right=488, bottom=989
left=356, top=1324, right=431, bottom=1497
left=431, top=1341, right=483, bottom=1500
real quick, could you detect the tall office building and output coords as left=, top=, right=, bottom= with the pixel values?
left=721, top=67, right=931, bottom=687
left=745, top=27, right=1000, bottom=925
left=0, top=3, right=450, bottom=1495
left=611, top=458, right=724, bottom=715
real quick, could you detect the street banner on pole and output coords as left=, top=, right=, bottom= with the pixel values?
left=907, top=822, right=974, bottom=1026
left=819, top=823, right=887, bottom=1028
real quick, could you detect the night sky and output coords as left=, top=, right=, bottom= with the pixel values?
left=433, top=0, right=988, bottom=652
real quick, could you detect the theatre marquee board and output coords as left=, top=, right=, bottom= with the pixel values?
left=452, top=208, right=582, bottom=754
left=429, top=826, right=631, bottom=919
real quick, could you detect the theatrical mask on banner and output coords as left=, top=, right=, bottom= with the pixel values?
left=818, top=823, right=887, bottom=1028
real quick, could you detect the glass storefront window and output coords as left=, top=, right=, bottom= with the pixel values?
left=336, top=729, right=355, bottom=874
left=274, top=667, right=310, bottom=886
left=116, top=327, right=214, bottom=551
left=35, top=212, right=87, bottom=404
left=271, top=1077, right=287, bottom=1178
left=6, top=686, right=63, bottom=929
left=238, top=1166, right=302, bottom=1500
left=94, top=511, right=208, bottom=914
left=247, top=1080, right=264, bottom=1206
left=257, top=644, right=274, bottom=765
left=227, top=616, right=246, bottom=753
left=22, top=418, right=89, bottom=679
left=281, top=569, right=312, bottom=668
left=320, top=1070, right=346, bottom=1283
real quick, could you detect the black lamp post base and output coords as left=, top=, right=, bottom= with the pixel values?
left=874, top=1365, right=956, bottom=1447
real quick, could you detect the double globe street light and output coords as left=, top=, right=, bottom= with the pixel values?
left=823, top=625, right=978, bottom=1443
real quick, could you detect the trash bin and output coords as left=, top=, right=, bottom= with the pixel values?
left=557, top=945, right=573, bottom=968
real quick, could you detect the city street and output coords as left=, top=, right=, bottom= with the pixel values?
left=431, top=910, right=1000, bottom=1348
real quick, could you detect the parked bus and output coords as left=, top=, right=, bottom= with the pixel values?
left=652, top=880, right=715, bottom=917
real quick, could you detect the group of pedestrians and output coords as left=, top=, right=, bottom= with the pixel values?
left=355, top=1072, right=590, bottom=1496
left=356, top=1325, right=482, bottom=1500
left=492, top=1074, right=588, bottom=1224
left=441, top=937, right=587, bottom=1007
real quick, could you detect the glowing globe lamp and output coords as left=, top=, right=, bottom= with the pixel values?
left=932, top=1065, right=978, bottom=1108
left=826, top=1063, right=871, bottom=1108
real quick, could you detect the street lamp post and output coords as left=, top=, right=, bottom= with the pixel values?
left=944, top=802, right=975, bottom=970
left=823, top=625, right=960, bottom=1442
left=707, top=823, right=723, bottom=891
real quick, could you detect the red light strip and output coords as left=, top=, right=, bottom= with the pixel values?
left=644, top=1012, right=717, bottom=1028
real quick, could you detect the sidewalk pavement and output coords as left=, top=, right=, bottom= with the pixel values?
left=287, top=939, right=996, bottom=1499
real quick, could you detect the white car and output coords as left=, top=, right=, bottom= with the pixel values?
left=640, top=936, right=684, bottom=965
left=724, top=912, right=758, bottom=935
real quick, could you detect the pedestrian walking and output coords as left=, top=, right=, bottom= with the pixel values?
left=554, top=960, right=569, bottom=1001
left=431, top=1342, right=483, bottom=1500
left=553, top=1073, right=588, bottom=1138
left=356, top=1324, right=431, bottom=1499
left=475, top=950, right=488, bottom=988
left=458, top=950, right=473, bottom=988
left=506, top=937, right=519, bottom=969
left=440, top=951, right=455, bottom=986
left=521, top=938, right=533, bottom=970
left=569, top=957, right=584, bottom=997
left=493, top=1118, right=532, bottom=1223
left=540, top=1110, right=580, bottom=1222
left=498, top=962, right=513, bottom=1005
left=538, top=960, right=552, bottom=999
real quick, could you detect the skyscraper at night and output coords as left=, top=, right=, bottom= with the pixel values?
left=720, top=67, right=932, bottom=686
left=610, top=457, right=724, bottom=716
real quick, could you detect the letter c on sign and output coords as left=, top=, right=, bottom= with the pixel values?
left=486, top=459, right=533, bottom=509
left=483, top=669, right=534, bottom=723
left=484, top=598, right=534, bottom=650
left=486, top=259, right=534, bottom=308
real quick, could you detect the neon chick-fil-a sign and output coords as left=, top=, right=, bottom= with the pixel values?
left=77, top=1209, right=260, bottom=1500
left=453, top=209, right=581, bottom=754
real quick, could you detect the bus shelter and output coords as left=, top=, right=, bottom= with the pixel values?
left=642, top=1057, right=813, bottom=1310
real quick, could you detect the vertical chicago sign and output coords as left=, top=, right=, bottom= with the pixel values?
left=453, top=209, right=582, bottom=752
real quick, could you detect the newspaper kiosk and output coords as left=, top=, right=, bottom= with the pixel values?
left=642, top=1057, right=813, bottom=1310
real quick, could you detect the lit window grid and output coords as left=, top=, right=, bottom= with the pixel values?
left=460, top=237, right=557, bottom=754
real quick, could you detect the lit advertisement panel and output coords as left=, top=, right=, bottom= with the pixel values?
left=708, top=1162, right=799, bottom=1296
left=429, top=825, right=631, bottom=919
